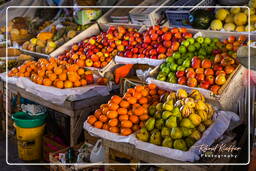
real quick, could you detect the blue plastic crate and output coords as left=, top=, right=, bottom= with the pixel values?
left=165, top=0, right=215, bottom=27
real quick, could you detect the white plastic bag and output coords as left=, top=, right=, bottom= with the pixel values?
left=90, top=139, right=104, bottom=163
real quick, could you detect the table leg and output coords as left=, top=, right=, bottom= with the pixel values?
left=70, top=116, right=75, bottom=146
left=103, top=144, right=110, bottom=171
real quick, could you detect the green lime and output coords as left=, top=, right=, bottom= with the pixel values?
left=179, top=46, right=187, bottom=54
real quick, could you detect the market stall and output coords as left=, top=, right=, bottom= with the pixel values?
left=0, top=0, right=255, bottom=170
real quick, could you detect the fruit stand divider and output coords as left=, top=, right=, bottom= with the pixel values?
left=1, top=79, right=111, bottom=146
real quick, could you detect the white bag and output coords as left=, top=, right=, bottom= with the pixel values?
left=90, top=139, right=104, bottom=163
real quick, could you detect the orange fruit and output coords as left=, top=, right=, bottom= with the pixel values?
left=46, top=70, right=53, bottom=77
left=36, top=77, right=43, bottom=85
left=74, top=80, right=81, bottom=87
left=142, top=103, right=149, bottom=109
left=102, top=107, right=109, bottom=115
left=94, top=121, right=103, bottom=129
left=157, top=89, right=165, bottom=96
left=54, top=67, right=62, bottom=75
left=38, top=69, right=45, bottom=77
left=71, top=53, right=79, bottom=60
left=43, top=78, right=52, bottom=86
left=121, top=120, right=133, bottom=128
left=120, top=100, right=130, bottom=108
left=111, top=95, right=122, bottom=104
left=55, top=80, right=64, bottom=88
left=18, top=65, right=26, bottom=73
left=133, top=107, right=144, bottom=116
left=11, top=68, right=18, bottom=73
left=80, top=79, right=87, bottom=86
left=99, top=115, right=108, bottom=123
left=108, top=103, right=119, bottom=111
left=149, top=89, right=157, bottom=95
left=46, top=63, right=54, bottom=71
left=107, top=111, right=118, bottom=119
left=120, top=128, right=132, bottom=136
left=94, top=109, right=102, bottom=119
left=127, top=97, right=137, bottom=104
left=148, top=83, right=157, bottom=90
left=119, top=114, right=129, bottom=121
left=49, top=73, right=57, bottom=81
left=123, top=93, right=132, bottom=100
left=108, top=118, right=118, bottom=127
left=127, top=88, right=135, bottom=94
left=129, top=115, right=139, bottom=124
left=59, top=73, right=67, bottom=81
left=135, top=85, right=144, bottom=92
left=49, top=57, right=57, bottom=63
left=139, top=114, right=149, bottom=121
left=87, top=115, right=97, bottom=125
left=117, top=108, right=127, bottom=115
left=64, top=80, right=73, bottom=88
left=102, top=124, right=109, bottom=130
left=77, top=68, right=85, bottom=75
left=141, top=89, right=149, bottom=97
left=76, top=59, right=85, bottom=67
left=109, top=126, right=119, bottom=133
left=139, top=97, right=148, bottom=104
left=127, top=110, right=133, bottom=116
left=133, top=92, right=142, bottom=99
left=18, top=73, right=25, bottom=77
left=24, top=72, right=30, bottom=77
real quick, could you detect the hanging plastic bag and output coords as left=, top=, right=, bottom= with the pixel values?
left=90, top=139, right=104, bottom=163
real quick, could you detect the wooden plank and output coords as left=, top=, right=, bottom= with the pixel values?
left=103, top=139, right=209, bottom=171
left=7, top=83, right=75, bottom=116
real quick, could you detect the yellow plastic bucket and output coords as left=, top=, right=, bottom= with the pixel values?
left=14, top=123, right=45, bottom=161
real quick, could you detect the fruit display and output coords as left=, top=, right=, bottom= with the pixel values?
left=87, top=84, right=167, bottom=136
left=22, top=18, right=92, bottom=54
left=210, top=7, right=255, bottom=32
left=57, top=25, right=192, bottom=68
left=136, top=89, right=215, bottom=151
left=0, top=60, right=25, bottom=73
left=7, top=57, right=108, bottom=88
left=156, top=35, right=247, bottom=94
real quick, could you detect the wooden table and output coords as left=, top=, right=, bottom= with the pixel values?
left=1, top=79, right=111, bottom=146
left=102, top=139, right=232, bottom=171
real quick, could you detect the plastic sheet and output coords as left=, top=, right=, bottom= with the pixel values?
left=0, top=73, right=110, bottom=105
left=83, top=110, right=240, bottom=162
left=115, top=56, right=165, bottom=66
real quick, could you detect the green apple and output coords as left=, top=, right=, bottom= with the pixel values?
left=188, top=45, right=196, bottom=52
left=196, top=36, right=204, bottom=44
left=179, top=46, right=187, bottom=54
left=187, top=38, right=195, bottom=44
left=166, top=56, right=175, bottom=63
left=169, top=63, right=178, bottom=72
left=181, top=40, right=190, bottom=47
left=204, top=37, right=211, bottom=44
left=173, top=52, right=181, bottom=59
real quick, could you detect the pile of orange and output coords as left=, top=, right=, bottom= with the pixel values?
left=8, top=57, right=95, bottom=89
left=87, top=84, right=167, bottom=136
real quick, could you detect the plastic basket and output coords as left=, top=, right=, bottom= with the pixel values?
left=166, top=0, right=216, bottom=27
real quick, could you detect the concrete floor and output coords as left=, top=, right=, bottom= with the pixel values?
left=0, top=132, right=48, bottom=171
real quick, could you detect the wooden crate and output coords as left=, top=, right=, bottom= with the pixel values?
left=97, top=0, right=141, bottom=24
left=43, top=134, right=68, bottom=162
left=83, top=130, right=100, bottom=145
left=129, top=0, right=175, bottom=26
left=49, top=142, right=102, bottom=171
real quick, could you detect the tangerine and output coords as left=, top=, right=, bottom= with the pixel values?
left=94, top=121, right=103, bottom=129
left=139, top=97, right=148, bottom=104
left=43, top=78, right=52, bottom=86
left=148, top=83, right=157, bottom=90
left=102, top=124, right=109, bottom=130
left=59, top=73, right=67, bottom=81
left=49, top=73, right=57, bottom=81
left=120, top=100, right=130, bottom=108
left=108, top=118, right=118, bottom=127
left=139, top=114, right=149, bottom=121
left=77, top=68, right=85, bottom=75
left=111, top=95, right=122, bottom=104
left=74, top=80, right=81, bottom=87
left=135, top=85, right=144, bottom=92
left=119, top=115, right=129, bottom=121
left=129, top=115, right=139, bottom=124
left=87, top=115, right=97, bottom=125
left=99, top=115, right=108, bottom=123
left=109, top=126, right=119, bottom=133
left=117, top=108, right=127, bottom=115
left=127, top=97, right=137, bottom=104
left=56, top=80, right=64, bottom=88
left=94, top=109, right=102, bottom=119
left=120, top=128, right=132, bottom=136
left=54, top=67, right=62, bottom=75
left=107, top=111, right=118, bottom=119
left=121, top=120, right=133, bottom=128
left=64, top=80, right=73, bottom=88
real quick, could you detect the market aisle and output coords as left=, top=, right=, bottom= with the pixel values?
left=0, top=132, right=48, bottom=171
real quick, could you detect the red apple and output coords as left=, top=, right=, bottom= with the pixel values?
left=157, top=46, right=166, bottom=53
left=149, top=49, right=157, bottom=56
left=224, top=65, right=235, bottom=74
left=195, top=68, right=204, bottom=74
left=206, top=75, right=215, bottom=85
left=132, top=48, right=139, bottom=54
left=196, top=73, right=205, bottom=82
left=157, top=53, right=166, bottom=59
left=204, top=68, right=214, bottom=76
left=162, top=32, right=172, bottom=41
left=192, top=57, right=201, bottom=69
left=200, top=81, right=211, bottom=89
left=150, top=33, right=158, bottom=41
left=144, top=35, right=151, bottom=44
left=201, top=59, right=212, bottom=69
left=210, top=85, right=220, bottom=94
left=213, top=64, right=223, bottom=71
left=176, top=71, right=185, bottom=78
left=216, top=70, right=226, bottom=76
left=187, top=78, right=197, bottom=87
left=163, top=40, right=172, bottom=48
left=178, top=76, right=187, bottom=85
left=215, top=75, right=226, bottom=85
left=221, top=57, right=235, bottom=66
left=185, top=68, right=194, bottom=73
left=186, top=70, right=196, bottom=78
